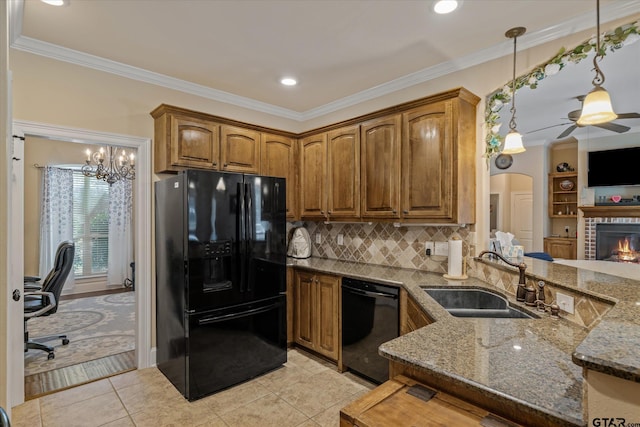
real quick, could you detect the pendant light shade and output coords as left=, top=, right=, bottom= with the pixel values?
left=503, top=131, right=526, bottom=154
left=502, top=27, right=526, bottom=155
left=578, top=0, right=617, bottom=125
left=577, top=86, right=617, bottom=125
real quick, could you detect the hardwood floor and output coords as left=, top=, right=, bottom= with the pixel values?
left=25, top=350, right=136, bottom=400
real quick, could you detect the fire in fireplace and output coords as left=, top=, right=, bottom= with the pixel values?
left=596, top=224, right=640, bottom=263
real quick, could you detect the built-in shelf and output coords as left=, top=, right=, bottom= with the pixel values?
left=579, top=205, right=640, bottom=218
left=549, top=172, right=578, bottom=218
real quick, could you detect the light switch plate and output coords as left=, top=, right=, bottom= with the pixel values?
left=337, top=234, right=344, bottom=246
left=315, top=233, right=322, bottom=244
left=435, top=241, right=449, bottom=257
left=556, top=292, right=574, bottom=314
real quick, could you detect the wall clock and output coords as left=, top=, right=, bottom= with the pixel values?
left=495, top=153, right=513, bottom=170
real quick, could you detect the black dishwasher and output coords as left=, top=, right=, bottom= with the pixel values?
left=341, top=278, right=399, bottom=384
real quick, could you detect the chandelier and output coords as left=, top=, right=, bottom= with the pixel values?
left=82, top=146, right=135, bottom=185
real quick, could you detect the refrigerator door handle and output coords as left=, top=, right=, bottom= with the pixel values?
left=197, top=302, right=281, bottom=325
left=238, top=181, right=247, bottom=293
left=245, top=182, right=253, bottom=293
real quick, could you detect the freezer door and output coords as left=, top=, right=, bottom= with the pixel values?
left=186, top=296, right=287, bottom=401
left=243, top=175, right=287, bottom=300
left=185, top=170, right=244, bottom=311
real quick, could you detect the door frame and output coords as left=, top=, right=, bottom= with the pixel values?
left=9, top=120, right=153, bottom=406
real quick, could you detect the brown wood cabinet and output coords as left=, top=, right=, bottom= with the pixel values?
left=220, top=125, right=260, bottom=174
left=340, top=375, right=519, bottom=427
left=400, top=96, right=476, bottom=223
left=286, top=267, right=294, bottom=346
left=293, top=270, right=340, bottom=361
left=261, top=133, right=297, bottom=220
left=399, top=290, right=432, bottom=335
left=361, top=115, right=402, bottom=219
left=544, top=237, right=577, bottom=259
left=154, top=113, right=220, bottom=171
left=299, top=133, right=328, bottom=220
left=327, top=125, right=361, bottom=221
left=151, top=105, right=276, bottom=174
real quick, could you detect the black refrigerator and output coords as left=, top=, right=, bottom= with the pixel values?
left=155, top=170, right=287, bottom=401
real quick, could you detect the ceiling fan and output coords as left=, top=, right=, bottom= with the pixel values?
left=555, top=95, right=640, bottom=139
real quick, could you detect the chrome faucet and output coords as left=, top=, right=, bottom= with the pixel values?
left=476, top=250, right=528, bottom=301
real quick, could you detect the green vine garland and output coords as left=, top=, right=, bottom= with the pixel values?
left=484, top=20, right=640, bottom=163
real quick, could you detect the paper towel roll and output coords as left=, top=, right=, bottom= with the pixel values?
left=447, top=238, right=463, bottom=278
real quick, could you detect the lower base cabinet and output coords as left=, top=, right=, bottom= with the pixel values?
left=293, top=270, right=340, bottom=361
left=400, top=290, right=432, bottom=335
left=340, top=375, right=520, bottom=427
left=543, top=237, right=577, bottom=259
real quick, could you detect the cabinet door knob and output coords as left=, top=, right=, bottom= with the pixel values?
left=328, top=210, right=332, bottom=214
left=403, top=210, right=409, bottom=214
left=224, top=163, right=228, bottom=167
left=392, top=210, right=397, bottom=214
left=320, top=210, right=324, bottom=214
left=212, top=162, right=217, bottom=166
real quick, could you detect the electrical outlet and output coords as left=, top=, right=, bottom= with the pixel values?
left=556, top=292, right=574, bottom=314
left=435, top=241, right=449, bottom=257
left=337, top=234, right=344, bottom=246
left=565, top=226, right=570, bottom=234
left=425, top=241, right=434, bottom=256
left=315, top=233, right=322, bottom=244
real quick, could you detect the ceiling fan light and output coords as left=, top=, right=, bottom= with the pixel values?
left=502, top=130, right=526, bottom=154
left=577, top=86, right=617, bottom=125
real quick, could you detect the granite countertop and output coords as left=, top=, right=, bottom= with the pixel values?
left=490, top=257, right=640, bottom=383
left=287, top=256, right=640, bottom=426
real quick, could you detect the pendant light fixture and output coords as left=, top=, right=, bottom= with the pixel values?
left=577, top=0, right=617, bottom=126
left=502, top=27, right=526, bottom=155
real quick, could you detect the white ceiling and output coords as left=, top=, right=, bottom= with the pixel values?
left=9, top=0, right=640, bottom=139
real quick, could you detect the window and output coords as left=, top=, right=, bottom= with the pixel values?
left=72, top=172, right=110, bottom=277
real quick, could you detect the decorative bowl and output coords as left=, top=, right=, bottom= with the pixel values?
left=611, top=195, right=622, bottom=203
left=559, top=179, right=574, bottom=191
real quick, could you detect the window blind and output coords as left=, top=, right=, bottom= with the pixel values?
left=72, top=172, right=110, bottom=276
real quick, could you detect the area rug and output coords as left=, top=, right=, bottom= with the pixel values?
left=24, top=291, right=135, bottom=376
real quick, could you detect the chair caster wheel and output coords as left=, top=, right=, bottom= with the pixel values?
left=47, top=353, right=55, bottom=360
left=62, top=339, right=69, bottom=345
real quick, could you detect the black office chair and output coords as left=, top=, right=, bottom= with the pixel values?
left=0, top=406, right=10, bottom=427
left=24, top=241, right=75, bottom=360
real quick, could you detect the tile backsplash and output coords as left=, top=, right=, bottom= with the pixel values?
left=299, top=221, right=474, bottom=274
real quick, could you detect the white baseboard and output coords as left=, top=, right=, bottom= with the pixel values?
left=149, top=347, right=157, bottom=367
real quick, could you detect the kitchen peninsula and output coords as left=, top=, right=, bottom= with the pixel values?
left=288, top=255, right=640, bottom=427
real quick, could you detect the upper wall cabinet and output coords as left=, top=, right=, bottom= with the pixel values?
left=359, top=90, right=478, bottom=224
left=361, top=115, right=402, bottom=219
left=152, top=105, right=279, bottom=174
left=299, top=133, right=327, bottom=220
left=300, top=125, right=361, bottom=222
left=155, top=113, right=220, bottom=171
left=261, top=133, right=297, bottom=220
left=401, top=93, right=477, bottom=224
left=220, top=125, right=260, bottom=174
left=327, top=125, right=360, bottom=221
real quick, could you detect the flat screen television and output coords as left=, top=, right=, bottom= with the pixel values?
left=588, top=147, right=640, bottom=187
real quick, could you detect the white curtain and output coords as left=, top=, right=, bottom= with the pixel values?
left=39, top=166, right=75, bottom=290
left=108, top=179, right=133, bottom=286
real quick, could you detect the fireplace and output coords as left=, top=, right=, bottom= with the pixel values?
left=595, top=224, right=640, bottom=263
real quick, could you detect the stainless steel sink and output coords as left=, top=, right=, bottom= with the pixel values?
left=422, top=287, right=535, bottom=319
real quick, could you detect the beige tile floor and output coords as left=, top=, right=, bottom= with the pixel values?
left=11, top=348, right=375, bottom=427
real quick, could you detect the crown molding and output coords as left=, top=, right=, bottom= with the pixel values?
left=9, top=0, right=640, bottom=123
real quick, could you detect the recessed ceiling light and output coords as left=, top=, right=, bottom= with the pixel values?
left=433, top=0, right=458, bottom=14
left=280, top=77, right=297, bottom=86
left=41, top=0, right=69, bottom=5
